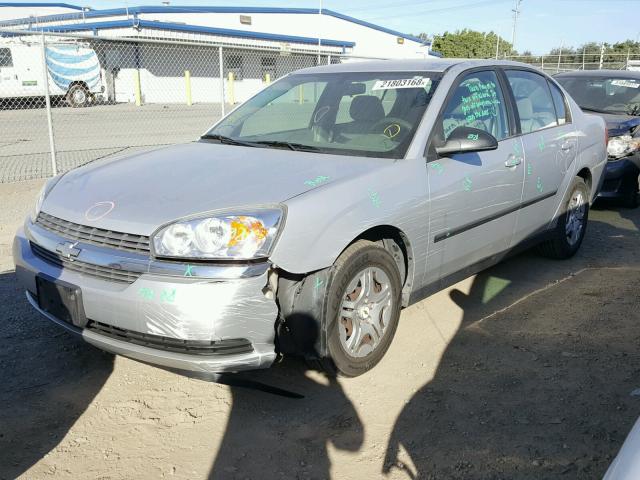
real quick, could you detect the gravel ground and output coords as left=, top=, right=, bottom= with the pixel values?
left=0, top=180, right=639, bottom=480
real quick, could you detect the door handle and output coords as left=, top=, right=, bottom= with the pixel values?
left=505, top=155, right=522, bottom=168
left=561, top=142, right=574, bottom=151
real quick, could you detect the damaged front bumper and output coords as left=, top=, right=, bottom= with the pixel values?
left=13, top=220, right=279, bottom=373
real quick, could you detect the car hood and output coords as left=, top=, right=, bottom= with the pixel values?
left=593, top=112, right=640, bottom=137
left=41, top=141, right=391, bottom=236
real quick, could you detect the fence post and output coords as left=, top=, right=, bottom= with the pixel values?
left=541, top=55, right=544, bottom=70
left=133, top=70, right=142, bottom=106
left=228, top=71, right=235, bottom=105
left=264, top=73, right=271, bottom=84
left=599, top=43, right=604, bottom=70
left=582, top=48, right=585, bottom=70
left=184, top=70, right=192, bottom=106
left=39, top=32, right=57, bottom=176
left=218, top=46, right=225, bottom=116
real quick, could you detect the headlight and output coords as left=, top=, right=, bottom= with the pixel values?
left=607, top=135, right=640, bottom=160
left=30, top=175, right=62, bottom=222
left=152, top=208, right=284, bottom=260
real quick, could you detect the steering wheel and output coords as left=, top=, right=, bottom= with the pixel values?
left=371, top=117, right=413, bottom=139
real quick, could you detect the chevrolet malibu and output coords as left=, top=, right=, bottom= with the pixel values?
left=13, top=60, right=607, bottom=377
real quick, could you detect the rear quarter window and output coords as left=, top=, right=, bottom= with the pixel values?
left=548, top=81, right=571, bottom=125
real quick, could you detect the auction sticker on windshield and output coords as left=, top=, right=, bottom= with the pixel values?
left=373, top=77, right=431, bottom=91
left=612, top=79, right=640, bottom=89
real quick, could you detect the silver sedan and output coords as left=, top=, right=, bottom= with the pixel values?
left=13, top=59, right=607, bottom=377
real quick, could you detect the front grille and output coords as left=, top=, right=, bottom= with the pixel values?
left=87, top=320, right=254, bottom=356
left=31, top=242, right=141, bottom=284
left=36, top=212, right=150, bottom=255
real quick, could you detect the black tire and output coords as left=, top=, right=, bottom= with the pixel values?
left=66, top=84, right=90, bottom=108
left=314, top=240, right=403, bottom=377
left=621, top=176, right=640, bottom=209
left=537, top=177, right=590, bottom=259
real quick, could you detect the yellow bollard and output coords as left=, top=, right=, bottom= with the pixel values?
left=228, top=71, right=235, bottom=105
left=134, top=70, right=142, bottom=106
left=265, top=73, right=271, bottom=84
left=185, top=70, right=192, bottom=106
left=298, top=84, right=303, bottom=104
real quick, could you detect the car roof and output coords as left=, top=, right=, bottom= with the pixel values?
left=555, top=69, right=640, bottom=79
left=292, top=58, right=537, bottom=75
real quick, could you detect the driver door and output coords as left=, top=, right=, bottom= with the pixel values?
left=425, top=69, right=524, bottom=285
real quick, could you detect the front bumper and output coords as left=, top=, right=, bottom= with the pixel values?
left=598, top=156, right=640, bottom=199
left=13, top=221, right=279, bottom=373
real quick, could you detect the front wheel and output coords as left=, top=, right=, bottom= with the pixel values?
left=321, top=240, right=402, bottom=377
left=537, top=177, right=590, bottom=259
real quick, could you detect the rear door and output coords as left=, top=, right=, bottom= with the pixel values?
left=504, top=69, right=577, bottom=244
left=426, top=69, right=524, bottom=284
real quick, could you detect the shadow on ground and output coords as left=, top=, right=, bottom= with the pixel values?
left=0, top=271, right=113, bottom=479
left=382, top=211, right=640, bottom=479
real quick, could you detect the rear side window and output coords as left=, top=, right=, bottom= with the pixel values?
left=548, top=81, right=570, bottom=125
left=0, top=48, right=12, bottom=67
left=506, top=70, right=558, bottom=134
left=440, top=70, right=510, bottom=141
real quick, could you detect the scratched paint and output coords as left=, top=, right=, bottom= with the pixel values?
left=160, top=288, right=176, bottom=303
left=538, top=136, right=545, bottom=151
left=314, top=277, right=324, bottom=290
left=536, top=176, right=544, bottom=193
left=139, top=287, right=154, bottom=300
left=463, top=176, right=473, bottom=192
left=527, top=163, right=533, bottom=175
left=368, top=189, right=381, bottom=208
left=184, top=264, right=195, bottom=277
left=430, top=162, right=444, bottom=175
left=304, top=175, right=330, bottom=188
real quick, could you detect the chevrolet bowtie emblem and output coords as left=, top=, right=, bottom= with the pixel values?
left=56, top=241, right=81, bottom=260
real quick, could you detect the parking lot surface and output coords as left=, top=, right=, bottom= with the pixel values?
left=0, top=179, right=639, bottom=479
left=0, top=103, right=222, bottom=182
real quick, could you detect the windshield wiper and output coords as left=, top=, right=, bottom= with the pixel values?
left=580, top=106, right=612, bottom=114
left=252, top=140, right=320, bottom=152
left=200, top=134, right=260, bottom=147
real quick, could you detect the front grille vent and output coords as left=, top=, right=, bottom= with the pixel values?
left=87, top=320, right=254, bottom=356
left=36, top=212, right=150, bottom=255
left=31, top=242, right=141, bottom=284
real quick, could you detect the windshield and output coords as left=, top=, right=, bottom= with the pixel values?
left=204, top=71, right=441, bottom=158
left=556, top=76, right=640, bottom=115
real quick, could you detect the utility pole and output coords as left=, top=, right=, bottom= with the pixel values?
left=511, top=0, right=523, bottom=52
left=495, top=34, right=500, bottom=59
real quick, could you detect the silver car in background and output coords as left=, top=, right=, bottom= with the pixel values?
left=13, top=59, right=607, bottom=377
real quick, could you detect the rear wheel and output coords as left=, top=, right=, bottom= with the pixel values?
left=321, top=240, right=402, bottom=377
left=67, top=84, right=90, bottom=108
left=537, top=177, right=589, bottom=259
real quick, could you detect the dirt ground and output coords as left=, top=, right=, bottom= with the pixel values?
left=0, top=179, right=639, bottom=480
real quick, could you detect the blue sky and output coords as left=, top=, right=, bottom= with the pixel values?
left=15, top=0, right=640, bottom=53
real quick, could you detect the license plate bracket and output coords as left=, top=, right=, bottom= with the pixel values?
left=36, top=274, right=87, bottom=328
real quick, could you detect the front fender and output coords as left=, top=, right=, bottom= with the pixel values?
left=270, top=157, right=429, bottom=278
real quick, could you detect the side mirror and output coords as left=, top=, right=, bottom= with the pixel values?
left=436, top=126, right=498, bottom=156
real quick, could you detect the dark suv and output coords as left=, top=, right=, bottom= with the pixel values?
left=556, top=70, right=640, bottom=207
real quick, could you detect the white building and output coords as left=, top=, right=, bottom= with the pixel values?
left=0, top=3, right=439, bottom=104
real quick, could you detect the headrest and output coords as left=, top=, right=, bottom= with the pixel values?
left=516, top=97, right=534, bottom=120
left=350, top=95, right=385, bottom=122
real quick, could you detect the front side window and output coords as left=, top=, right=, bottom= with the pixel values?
left=556, top=76, right=640, bottom=116
left=440, top=70, right=509, bottom=141
left=206, top=71, right=441, bottom=159
left=506, top=70, right=558, bottom=134
left=0, top=48, right=12, bottom=68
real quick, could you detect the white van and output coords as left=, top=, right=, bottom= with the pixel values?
left=0, top=40, right=104, bottom=107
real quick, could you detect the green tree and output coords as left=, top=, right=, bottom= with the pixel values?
left=430, top=29, right=513, bottom=58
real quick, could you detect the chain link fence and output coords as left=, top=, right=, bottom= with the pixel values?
left=0, top=29, right=353, bottom=183
left=503, top=51, right=640, bottom=74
